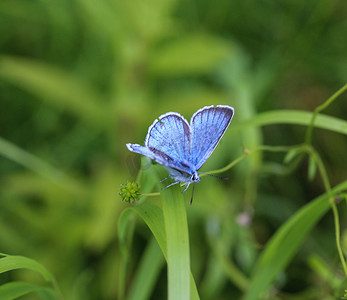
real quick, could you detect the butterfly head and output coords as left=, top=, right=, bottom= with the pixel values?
left=191, top=172, right=200, bottom=183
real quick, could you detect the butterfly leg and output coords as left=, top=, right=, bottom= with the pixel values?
left=162, top=181, right=180, bottom=190
left=182, top=183, right=190, bottom=193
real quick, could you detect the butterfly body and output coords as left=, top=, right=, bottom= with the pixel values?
left=127, top=105, right=234, bottom=189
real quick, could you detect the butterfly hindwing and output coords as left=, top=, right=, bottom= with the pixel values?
left=129, top=112, right=194, bottom=176
left=190, top=105, right=234, bottom=170
left=126, top=143, right=173, bottom=168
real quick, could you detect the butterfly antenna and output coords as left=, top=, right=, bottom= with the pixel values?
left=199, top=172, right=228, bottom=180
left=190, top=183, right=195, bottom=205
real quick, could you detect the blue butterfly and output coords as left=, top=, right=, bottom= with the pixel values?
left=127, top=105, right=234, bottom=191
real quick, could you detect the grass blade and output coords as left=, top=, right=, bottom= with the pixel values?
left=160, top=183, right=190, bottom=300
left=0, top=281, right=37, bottom=300
left=0, top=282, right=58, bottom=300
left=126, top=237, right=165, bottom=300
left=245, top=180, right=347, bottom=300
left=119, top=201, right=200, bottom=300
left=231, top=110, right=347, bottom=136
left=0, top=55, right=107, bottom=127
left=0, top=254, right=53, bottom=281
left=0, top=136, right=83, bottom=194
left=0, top=254, right=62, bottom=300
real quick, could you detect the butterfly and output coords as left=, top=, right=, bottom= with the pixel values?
left=126, top=105, right=234, bottom=192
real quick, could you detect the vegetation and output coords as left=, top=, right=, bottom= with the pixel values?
left=0, top=0, right=347, bottom=299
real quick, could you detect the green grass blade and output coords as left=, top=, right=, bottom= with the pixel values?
left=119, top=203, right=167, bottom=258
left=0, top=55, right=107, bottom=127
left=126, top=237, right=165, bottom=300
left=119, top=202, right=200, bottom=300
left=0, top=281, right=37, bottom=300
left=0, top=136, right=83, bottom=194
left=245, top=180, right=347, bottom=300
left=118, top=207, right=137, bottom=300
left=231, top=110, right=347, bottom=135
left=308, top=154, right=317, bottom=181
left=35, top=287, right=60, bottom=300
left=0, top=281, right=58, bottom=300
left=0, top=254, right=53, bottom=282
left=158, top=173, right=190, bottom=300
left=149, top=34, right=230, bottom=76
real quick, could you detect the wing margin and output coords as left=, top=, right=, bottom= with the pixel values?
left=190, top=105, right=234, bottom=170
left=145, top=112, right=191, bottom=164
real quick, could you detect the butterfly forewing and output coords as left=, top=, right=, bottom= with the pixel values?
left=190, top=105, right=234, bottom=170
left=145, top=112, right=192, bottom=171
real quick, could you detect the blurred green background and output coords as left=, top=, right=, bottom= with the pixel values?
left=1, top=0, right=347, bottom=299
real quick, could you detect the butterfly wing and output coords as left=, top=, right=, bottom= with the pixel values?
left=127, top=112, right=193, bottom=176
left=126, top=143, right=171, bottom=167
left=190, top=105, right=234, bottom=170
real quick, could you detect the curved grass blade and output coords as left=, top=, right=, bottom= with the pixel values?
left=0, top=282, right=38, bottom=300
left=118, top=202, right=200, bottom=300
left=0, top=55, right=107, bottom=127
left=0, top=254, right=62, bottom=300
left=0, top=136, right=83, bottom=194
left=119, top=203, right=166, bottom=258
left=231, top=110, right=347, bottom=136
left=245, top=180, right=347, bottom=300
left=0, top=254, right=53, bottom=281
left=0, top=281, right=58, bottom=300
left=126, top=237, right=165, bottom=300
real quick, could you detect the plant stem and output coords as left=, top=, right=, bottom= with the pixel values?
left=140, top=192, right=160, bottom=197
left=305, top=145, right=347, bottom=276
left=302, top=83, right=347, bottom=275
left=330, top=200, right=347, bottom=275
left=206, top=142, right=347, bottom=276
left=305, top=83, right=347, bottom=145
left=206, top=144, right=301, bottom=175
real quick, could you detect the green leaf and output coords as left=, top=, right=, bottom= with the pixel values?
left=35, top=287, right=60, bottom=300
left=159, top=175, right=190, bottom=300
left=0, top=282, right=37, bottom=300
left=245, top=180, right=347, bottom=300
left=0, top=55, right=108, bottom=127
left=231, top=110, right=347, bottom=136
left=126, top=237, right=165, bottom=300
left=150, top=34, right=230, bottom=76
left=118, top=202, right=200, bottom=300
left=308, top=254, right=340, bottom=289
left=119, top=203, right=167, bottom=258
left=308, top=154, right=317, bottom=181
left=0, top=136, right=83, bottom=194
left=0, top=254, right=53, bottom=282
left=0, top=281, right=59, bottom=300
left=283, top=148, right=300, bottom=164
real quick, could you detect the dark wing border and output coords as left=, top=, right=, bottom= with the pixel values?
left=143, top=112, right=193, bottom=174
left=145, top=112, right=191, bottom=147
left=190, top=105, right=234, bottom=170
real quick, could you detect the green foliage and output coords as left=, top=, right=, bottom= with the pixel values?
left=1, top=0, right=347, bottom=299
left=245, top=181, right=347, bottom=300
left=0, top=254, right=61, bottom=299
left=157, top=169, right=191, bottom=300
